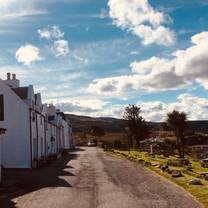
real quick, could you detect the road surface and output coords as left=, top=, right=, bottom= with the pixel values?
left=1, top=147, right=202, bottom=208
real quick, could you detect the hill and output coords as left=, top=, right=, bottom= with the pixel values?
left=66, top=114, right=208, bottom=134
left=65, top=114, right=126, bottom=133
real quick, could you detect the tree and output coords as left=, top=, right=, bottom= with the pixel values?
left=90, top=126, right=105, bottom=137
left=166, top=110, right=187, bottom=158
left=123, top=105, right=149, bottom=148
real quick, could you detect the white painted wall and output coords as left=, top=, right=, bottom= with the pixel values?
left=30, top=110, right=38, bottom=164
left=48, top=123, right=57, bottom=155
left=69, top=125, right=74, bottom=149
left=0, top=80, right=31, bottom=168
left=45, top=122, right=51, bottom=156
left=0, top=139, right=2, bottom=183
left=62, top=120, right=70, bottom=149
left=37, top=114, right=45, bottom=159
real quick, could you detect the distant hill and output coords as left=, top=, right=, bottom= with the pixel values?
left=65, top=114, right=126, bottom=133
left=66, top=114, right=208, bottom=134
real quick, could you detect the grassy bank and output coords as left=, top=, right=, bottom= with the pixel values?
left=110, top=150, right=208, bottom=208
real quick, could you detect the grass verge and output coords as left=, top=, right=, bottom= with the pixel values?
left=109, top=150, right=208, bottom=208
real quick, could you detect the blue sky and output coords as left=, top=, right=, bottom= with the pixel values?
left=1, top=0, right=208, bottom=121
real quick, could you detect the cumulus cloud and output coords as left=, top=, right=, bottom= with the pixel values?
left=87, top=75, right=138, bottom=97
left=108, top=0, right=176, bottom=46
left=15, top=44, right=41, bottom=65
left=139, top=93, right=208, bottom=122
left=51, top=93, right=208, bottom=121
left=87, top=69, right=188, bottom=97
left=51, top=98, right=109, bottom=116
left=135, top=31, right=208, bottom=89
left=52, top=98, right=125, bottom=118
left=52, top=40, right=70, bottom=57
left=87, top=31, right=208, bottom=97
left=38, top=25, right=69, bottom=57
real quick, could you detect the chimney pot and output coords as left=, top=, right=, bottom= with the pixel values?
left=7, top=72, right=11, bottom=80
left=12, top=74, right=16, bottom=80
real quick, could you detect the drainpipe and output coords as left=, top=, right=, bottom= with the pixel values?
left=35, top=112, right=39, bottom=163
left=29, top=108, right=32, bottom=168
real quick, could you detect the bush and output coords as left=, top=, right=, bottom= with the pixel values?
left=113, top=139, right=122, bottom=149
left=166, top=159, right=183, bottom=167
left=186, top=165, right=193, bottom=171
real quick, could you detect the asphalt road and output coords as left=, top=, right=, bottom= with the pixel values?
left=1, top=147, right=202, bottom=208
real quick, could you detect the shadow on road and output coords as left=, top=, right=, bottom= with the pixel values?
left=0, top=151, right=80, bottom=208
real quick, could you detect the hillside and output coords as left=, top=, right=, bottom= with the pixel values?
left=65, top=114, right=126, bottom=133
left=66, top=114, right=208, bottom=133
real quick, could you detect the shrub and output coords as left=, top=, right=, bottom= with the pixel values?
left=166, top=159, right=183, bottom=167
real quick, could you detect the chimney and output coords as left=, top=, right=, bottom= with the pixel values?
left=7, top=72, right=11, bottom=80
left=4, top=72, right=20, bottom=88
left=12, top=74, right=16, bottom=80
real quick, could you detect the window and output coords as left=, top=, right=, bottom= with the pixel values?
left=48, top=115, right=55, bottom=121
left=0, top=95, right=4, bottom=121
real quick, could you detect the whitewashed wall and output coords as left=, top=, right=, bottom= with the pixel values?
left=0, top=139, right=2, bottom=183
left=37, top=114, right=45, bottom=159
left=45, top=122, right=51, bottom=156
left=62, top=120, right=70, bottom=149
left=50, top=124, right=57, bottom=155
left=68, top=125, right=74, bottom=149
left=0, top=81, right=31, bottom=168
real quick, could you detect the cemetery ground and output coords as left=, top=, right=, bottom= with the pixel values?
left=109, top=149, right=208, bottom=208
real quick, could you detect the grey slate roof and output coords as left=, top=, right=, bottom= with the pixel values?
left=12, top=87, right=29, bottom=100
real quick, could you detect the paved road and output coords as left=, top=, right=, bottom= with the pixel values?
left=1, top=147, right=202, bottom=208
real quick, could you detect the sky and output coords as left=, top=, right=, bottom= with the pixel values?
left=1, top=0, right=208, bottom=121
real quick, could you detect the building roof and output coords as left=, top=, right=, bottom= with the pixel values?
left=12, top=87, right=29, bottom=100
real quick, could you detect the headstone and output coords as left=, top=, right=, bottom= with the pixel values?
left=188, top=179, right=203, bottom=185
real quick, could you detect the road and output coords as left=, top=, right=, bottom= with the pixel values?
left=1, top=147, right=202, bottom=208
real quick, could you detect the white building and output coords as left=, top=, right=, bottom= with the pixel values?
left=46, top=104, right=74, bottom=151
left=0, top=73, right=74, bottom=169
left=0, top=128, right=6, bottom=184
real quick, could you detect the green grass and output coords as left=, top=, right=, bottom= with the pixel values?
left=110, top=150, right=208, bottom=208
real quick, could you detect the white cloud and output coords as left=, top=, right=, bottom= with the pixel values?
left=52, top=40, right=70, bottom=57
left=50, top=97, right=126, bottom=118
left=38, top=29, right=51, bottom=40
left=49, top=98, right=110, bottom=117
left=0, top=0, right=47, bottom=19
left=38, top=25, right=69, bottom=57
left=133, top=25, right=175, bottom=46
left=0, top=9, right=47, bottom=19
left=38, top=25, right=64, bottom=40
left=73, top=54, right=88, bottom=63
left=131, top=56, right=174, bottom=75
left=15, top=44, right=42, bottom=65
left=87, top=72, right=187, bottom=97
left=87, top=31, right=208, bottom=97
left=87, top=75, right=137, bottom=97
left=139, top=93, right=208, bottom=122
left=108, top=0, right=176, bottom=46
left=51, top=93, right=208, bottom=121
